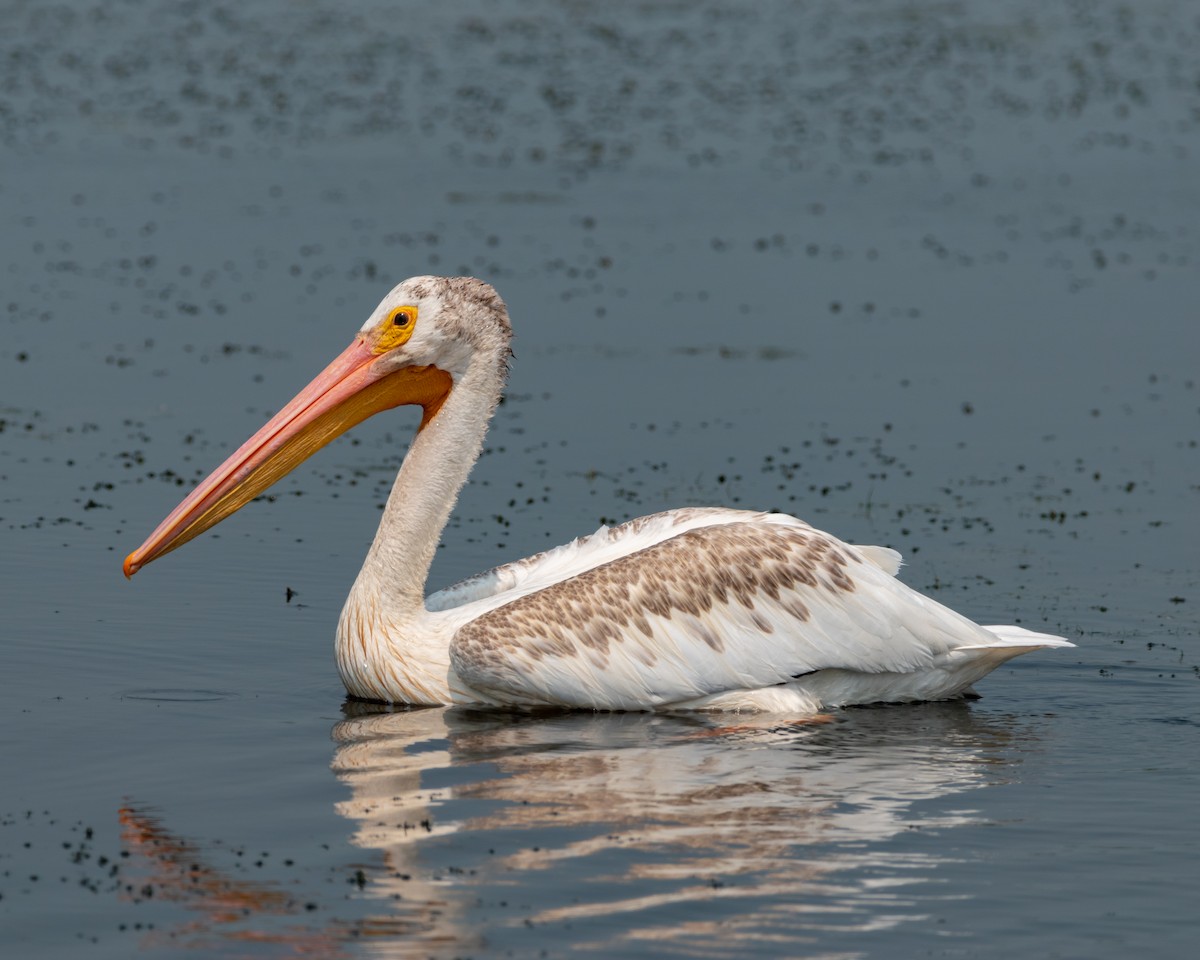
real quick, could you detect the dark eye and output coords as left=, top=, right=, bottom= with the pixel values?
left=393, top=312, right=410, bottom=327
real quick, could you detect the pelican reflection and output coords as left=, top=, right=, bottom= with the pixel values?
left=114, top=706, right=1034, bottom=955
left=329, top=703, right=1032, bottom=955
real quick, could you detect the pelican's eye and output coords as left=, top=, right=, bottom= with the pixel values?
left=374, top=306, right=419, bottom=353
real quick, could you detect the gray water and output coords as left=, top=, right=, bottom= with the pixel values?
left=2, top=1, right=1197, bottom=957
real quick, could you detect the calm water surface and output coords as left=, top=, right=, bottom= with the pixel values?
left=2, top=2, right=1197, bottom=957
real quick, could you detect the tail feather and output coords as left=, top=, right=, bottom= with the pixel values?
left=964, top=624, right=1075, bottom=650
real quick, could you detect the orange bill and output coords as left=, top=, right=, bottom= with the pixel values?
left=123, top=338, right=451, bottom=577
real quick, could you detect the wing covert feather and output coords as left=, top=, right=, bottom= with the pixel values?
left=449, top=520, right=992, bottom=709
left=427, top=507, right=750, bottom=613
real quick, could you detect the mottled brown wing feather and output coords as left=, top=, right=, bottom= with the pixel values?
left=449, top=520, right=959, bottom=709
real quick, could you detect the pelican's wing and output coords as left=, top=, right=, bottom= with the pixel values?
left=449, top=515, right=1010, bottom=709
left=426, top=507, right=757, bottom=612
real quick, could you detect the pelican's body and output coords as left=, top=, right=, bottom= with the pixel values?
left=125, top=276, right=1072, bottom=711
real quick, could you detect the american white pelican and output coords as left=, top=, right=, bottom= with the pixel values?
left=124, top=276, right=1073, bottom=710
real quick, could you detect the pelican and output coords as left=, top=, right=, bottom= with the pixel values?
left=124, top=276, right=1073, bottom=711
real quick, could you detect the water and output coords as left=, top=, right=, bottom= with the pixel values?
left=2, top=1, right=1197, bottom=956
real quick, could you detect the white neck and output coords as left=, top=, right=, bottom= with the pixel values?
left=335, top=344, right=506, bottom=703
left=360, top=350, right=505, bottom=613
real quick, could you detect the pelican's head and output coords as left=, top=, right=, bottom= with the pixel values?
left=362, top=275, right=512, bottom=378
left=123, top=276, right=511, bottom=577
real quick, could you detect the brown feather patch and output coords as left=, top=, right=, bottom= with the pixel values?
left=453, top=521, right=859, bottom=673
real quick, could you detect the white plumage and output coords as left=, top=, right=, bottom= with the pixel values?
left=125, top=276, right=1073, bottom=711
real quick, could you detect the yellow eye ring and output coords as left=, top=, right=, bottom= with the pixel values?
left=373, top=306, right=419, bottom=353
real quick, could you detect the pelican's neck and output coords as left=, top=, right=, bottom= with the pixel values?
left=353, top=347, right=506, bottom=617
